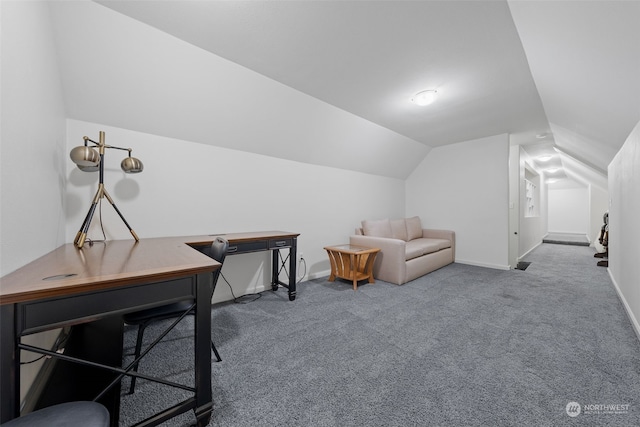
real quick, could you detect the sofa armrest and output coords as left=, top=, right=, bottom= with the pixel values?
left=349, top=235, right=407, bottom=284
left=350, top=234, right=405, bottom=256
left=422, top=229, right=455, bottom=257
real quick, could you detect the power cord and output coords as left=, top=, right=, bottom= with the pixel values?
left=220, top=252, right=306, bottom=304
left=275, top=252, right=308, bottom=284
left=220, top=271, right=262, bottom=304
left=20, top=327, right=71, bottom=365
left=83, top=198, right=107, bottom=246
left=297, top=257, right=307, bottom=284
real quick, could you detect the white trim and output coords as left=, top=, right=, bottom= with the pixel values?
left=455, top=259, right=511, bottom=271
left=307, top=269, right=331, bottom=280
left=608, top=268, right=640, bottom=343
left=520, top=241, right=542, bottom=260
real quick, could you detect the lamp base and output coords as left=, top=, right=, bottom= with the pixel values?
left=74, top=185, right=139, bottom=249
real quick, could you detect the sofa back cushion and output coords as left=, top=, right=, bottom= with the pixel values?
left=390, top=219, right=408, bottom=241
left=362, top=219, right=392, bottom=238
left=406, top=216, right=423, bottom=240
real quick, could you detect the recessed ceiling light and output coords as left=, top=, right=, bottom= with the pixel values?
left=546, top=168, right=560, bottom=173
left=538, top=155, right=553, bottom=161
left=546, top=179, right=558, bottom=184
left=412, top=90, right=437, bottom=106
left=536, top=133, right=549, bottom=139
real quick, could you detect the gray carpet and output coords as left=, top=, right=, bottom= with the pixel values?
left=119, top=243, right=640, bottom=426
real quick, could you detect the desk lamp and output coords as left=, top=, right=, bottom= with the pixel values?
left=69, top=131, right=143, bottom=248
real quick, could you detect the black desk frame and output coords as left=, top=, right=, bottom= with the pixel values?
left=1, top=272, right=214, bottom=427
left=200, top=233, right=298, bottom=301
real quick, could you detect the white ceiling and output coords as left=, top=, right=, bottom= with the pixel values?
left=51, top=1, right=639, bottom=183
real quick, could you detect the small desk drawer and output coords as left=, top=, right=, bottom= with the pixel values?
left=227, top=240, right=268, bottom=255
left=269, top=238, right=293, bottom=249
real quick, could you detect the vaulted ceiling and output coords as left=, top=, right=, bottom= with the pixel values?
left=49, top=1, right=639, bottom=184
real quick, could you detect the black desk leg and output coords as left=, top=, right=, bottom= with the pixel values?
left=271, top=239, right=298, bottom=301
left=193, top=271, right=213, bottom=427
left=0, top=304, right=18, bottom=424
left=289, top=238, right=297, bottom=301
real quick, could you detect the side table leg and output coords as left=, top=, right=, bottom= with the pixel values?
left=367, top=253, right=375, bottom=283
left=326, top=250, right=337, bottom=282
left=352, top=254, right=358, bottom=290
left=365, top=252, right=379, bottom=284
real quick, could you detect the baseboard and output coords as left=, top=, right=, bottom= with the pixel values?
left=455, top=259, right=511, bottom=271
left=520, top=241, right=542, bottom=259
left=307, top=269, right=331, bottom=280
left=608, top=268, right=640, bottom=343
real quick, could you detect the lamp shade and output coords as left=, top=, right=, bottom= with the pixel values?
left=121, top=156, right=144, bottom=174
left=70, top=146, right=100, bottom=167
left=77, top=164, right=100, bottom=173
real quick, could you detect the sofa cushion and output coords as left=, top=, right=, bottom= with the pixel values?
left=362, top=219, right=392, bottom=238
left=431, top=238, right=452, bottom=251
left=405, top=238, right=452, bottom=261
left=406, top=216, right=423, bottom=240
left=390, top=219, right=408, bottom=241
left=405, top=240, right=427, bottom=261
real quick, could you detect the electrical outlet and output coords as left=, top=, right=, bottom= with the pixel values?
left=299, top=252, right=304, bottom=259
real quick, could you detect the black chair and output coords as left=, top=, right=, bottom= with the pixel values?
left=123, top=236, right=229, bottom=394
left=0, top=401, right=109, bottom=427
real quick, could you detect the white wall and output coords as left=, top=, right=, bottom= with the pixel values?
left=589, top=185, right=609, bottom=251
left=0, top=0, right=68, bottom=406
left=608, top=120, right=640, bottom=339
left=518, top=149, right=545, bottom=257
left=547, top=187, right=588, bottom=234
left=406, top=134, right=510, bottom=269
left=1, top=0, right=67, bottom=275
left=66, top=120, right=406, bottom=301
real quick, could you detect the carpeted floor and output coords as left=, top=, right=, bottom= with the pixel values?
left=119, top=243, right=640, bottom=426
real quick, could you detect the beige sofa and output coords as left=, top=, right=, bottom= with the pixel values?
left=350, top=216, right=455, bottom=285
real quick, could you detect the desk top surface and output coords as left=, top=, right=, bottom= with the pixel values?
left=0, top=231, right=299, bottom=305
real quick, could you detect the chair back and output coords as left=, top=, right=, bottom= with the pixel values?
left=211, top=236, right=229, bottom=264
left=210, top=237, right=229, bottom=294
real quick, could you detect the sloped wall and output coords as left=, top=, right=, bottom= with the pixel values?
left=66, top=119, right=407, bottom=301
left=49, top=0, right=429, bottom=181
left=608, top=120, right=640, bottom=338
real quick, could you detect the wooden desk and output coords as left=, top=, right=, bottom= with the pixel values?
left=0, top=237, right=218, bottom=426
left=0, top=231, right=298, bottom=426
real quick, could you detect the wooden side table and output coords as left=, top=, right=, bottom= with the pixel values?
left=324, top=244, right=381, bottom=290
